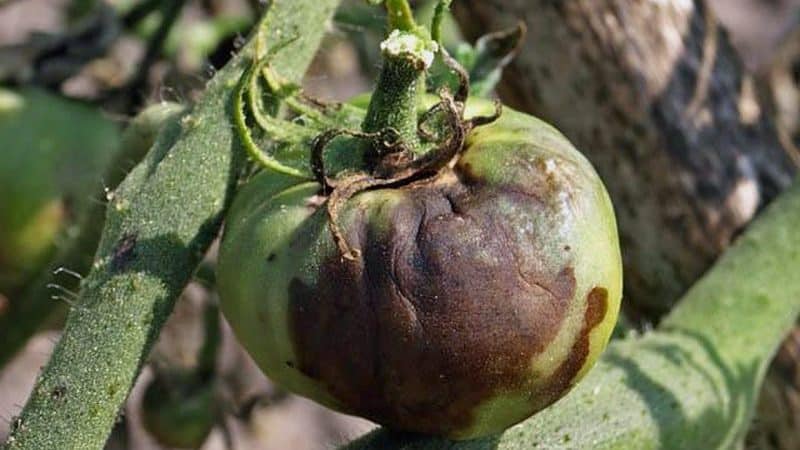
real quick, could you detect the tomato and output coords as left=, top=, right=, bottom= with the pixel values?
left=141, top=372, right=216, bottom=449
left=0, top=88, right=118, bottom=294
left=218, top=95, right=622, bottom=439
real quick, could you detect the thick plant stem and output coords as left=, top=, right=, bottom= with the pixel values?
left=0, top=1, right=338, bottom=448
left=344, top=181, right=800, bottom=448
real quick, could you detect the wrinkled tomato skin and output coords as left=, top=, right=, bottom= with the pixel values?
left=218, top=97, right=622, bottom=439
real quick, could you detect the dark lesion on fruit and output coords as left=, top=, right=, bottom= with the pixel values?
left=532, top=286, right=609, bottom=410
left=287, top=174, right=580, bottom=435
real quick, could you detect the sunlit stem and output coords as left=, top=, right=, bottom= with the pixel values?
left=362, top=29, right=438, bottom=154
left=385, top=0, right=417, bottom=32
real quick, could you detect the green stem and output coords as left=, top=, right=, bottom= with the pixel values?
left=431, top=0, right=452, bottom=44
left=362, top=28, right=438, bottom=153
left=0, top=1, right=339, bottom=448
left=344, top=181, right=800, bottom=449
left=361, top=52, right=425, bottom=151
left=385, top=0, right=416, bottom=32
left=197, top=300, right=220, bottom=375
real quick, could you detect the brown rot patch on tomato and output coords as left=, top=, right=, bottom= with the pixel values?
left=533, top=287, right=609, bottom=409
left=110, top=233, right=138, bottom=272
left=585, top=288, right=610, bottom=330
left=288, top=171, right=578, bottom=434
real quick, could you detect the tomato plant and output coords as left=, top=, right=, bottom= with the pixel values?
left=2, top=1, right=799, bottom=449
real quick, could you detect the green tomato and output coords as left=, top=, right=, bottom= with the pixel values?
left=0, top=88, right=119, bottom=293
left=218, top=97, right=622, bottom=439
left=141, top=372, right=216, bottom=449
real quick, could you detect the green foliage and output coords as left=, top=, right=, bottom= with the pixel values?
left=141, top=376, right=216, bottom=449
left=141, top=373, right=216, bottom=449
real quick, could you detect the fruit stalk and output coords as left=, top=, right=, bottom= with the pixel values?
left=344, top=180, right=800, bottom=449
left=0, top=1, right=339, bottom=448
left=362, top=1, right=437, bottom=153
left=384, top=0, right=416, bottom=32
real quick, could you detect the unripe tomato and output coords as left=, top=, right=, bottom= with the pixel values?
left=141, top=372, right=216, bottom=449
left=218, top=97, right=622, bottom=439
left=0, top=88, right=118, bottom=293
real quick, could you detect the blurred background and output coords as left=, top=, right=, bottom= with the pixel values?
left=1, top=0, right=800, bottom=448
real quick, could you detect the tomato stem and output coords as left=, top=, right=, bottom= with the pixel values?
left=0, top=1, right=338, bottom=448
left=362, top=28, right=438, bottom=154
left=385, top=0, right=417, bottom=32
left=362, top=53, right=424, bottom=151
left=431, top=0, right=453, bottom=44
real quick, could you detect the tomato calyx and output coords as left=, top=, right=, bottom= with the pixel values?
left=310, top=86, right=501, bottom=260
left=307, top=2, right=503, bottom=260
left=231, top=0, right=503, bottom=261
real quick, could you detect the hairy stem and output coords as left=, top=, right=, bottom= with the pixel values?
left=362, top=29, right=437, bottom=153
left=362, top=52, right=425, bottom=151
left=344, top=182, right=800, bottom=449
left=0, top=1, right=339, bottom=448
